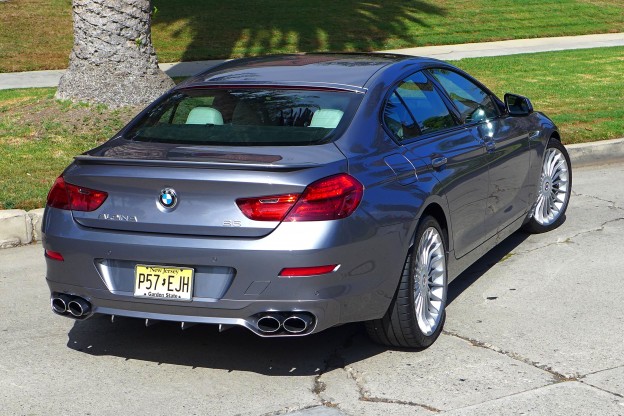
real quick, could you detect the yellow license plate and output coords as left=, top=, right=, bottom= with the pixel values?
left=134, top=265, right=194, bottom=301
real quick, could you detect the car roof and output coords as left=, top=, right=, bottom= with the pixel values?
left=179, top=53, right=442, bottom=92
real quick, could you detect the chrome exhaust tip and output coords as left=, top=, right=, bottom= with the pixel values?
left=256, top=315, right=282, bottom=333
left=51, top=294, right=71, bottom=314
left=67, top=297, right=91, bottom=317
left=283, top=314, right=314, bottom=334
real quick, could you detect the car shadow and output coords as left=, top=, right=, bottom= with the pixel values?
left=66, top=229, right=533, bottom=374
left=448, top=230, right=531, bottom=305
left=67, top=315, right=385, bottom=376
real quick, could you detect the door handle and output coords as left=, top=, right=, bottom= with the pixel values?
left=485, top=141, right=496, bottom=152
left=431, top=156, right=447, bottom=169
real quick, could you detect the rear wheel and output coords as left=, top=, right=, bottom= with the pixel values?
left=523, top=139, right=571, bottom=234
left=366, top=216, right=447, bottom=348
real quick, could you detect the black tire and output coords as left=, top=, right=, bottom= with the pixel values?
left=365, top=216, right=447, bottom=349
left=523, top=139, right=572, bottom=234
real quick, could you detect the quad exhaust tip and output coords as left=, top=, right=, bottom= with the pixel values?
left=51, top=294, right=71, bottom=314
left=255, top=312, right=315, bottom=335
left=256, top=315, right=283, bottom=333
left=51, top=294, right=91, bottom=319
left=283, top=314, right=314, bottom=334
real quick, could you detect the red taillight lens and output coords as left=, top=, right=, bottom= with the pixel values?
left=47, top=177, right=70, bottom=210
left=279, top=264, right=339, bottom=277
left=46, top=176, right=108, bottom=212
left=286, top=174, right=363, bottom=221
left=236, top=174, right=363, bottom=222
left=236, top=193, right=300, bottom=221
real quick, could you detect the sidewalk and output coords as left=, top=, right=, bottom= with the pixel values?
left=1, top=33, right=623, bottom=90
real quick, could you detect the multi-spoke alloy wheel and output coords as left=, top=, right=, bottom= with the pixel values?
left=414, top=227, right=446, bottom=336
left=524, top=139, right=572, bottom=233
left=366, top=216, right=447, bottom=348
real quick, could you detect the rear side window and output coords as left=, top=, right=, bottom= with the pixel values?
left=428, top=68, right=498, bottom=123
left=383, top=71, right=456, bottom=141
left=126, top=88, right=362, bottom=146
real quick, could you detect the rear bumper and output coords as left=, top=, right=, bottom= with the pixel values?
left=43, top=207, right=410, bottom=335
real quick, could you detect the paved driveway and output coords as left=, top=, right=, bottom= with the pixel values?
left=1, top=162, right=623, bottom=415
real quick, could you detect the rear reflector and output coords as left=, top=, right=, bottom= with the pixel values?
left=47, top=176, right=108, bottom=212
left=236, top=174, right=363, bottom=222
left=45, top=249, right=64, bottom=261
left=279, top=264, right=339, bottom=277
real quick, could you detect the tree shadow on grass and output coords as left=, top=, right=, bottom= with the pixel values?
left=151, top=0, right=446, bottom=62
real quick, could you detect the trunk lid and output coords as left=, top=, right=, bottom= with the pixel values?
left=66, top=142, right=346, bottom=237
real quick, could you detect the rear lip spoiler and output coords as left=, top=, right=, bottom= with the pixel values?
left=73, top=155, right=316, bottom=170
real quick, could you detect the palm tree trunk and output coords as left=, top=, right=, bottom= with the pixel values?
left=56, top=0, right=174, bottom=107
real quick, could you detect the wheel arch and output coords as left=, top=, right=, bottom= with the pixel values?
left=420, top=203, right=448, bottom=243
left=412, top=198, right=453, bottom=256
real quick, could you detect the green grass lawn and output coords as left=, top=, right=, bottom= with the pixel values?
left=0, top=46, right=622, bottom=210
left=452, top=47, right=624, bottom=144
left=1, top=0, right=624, bottom=72
left=0, top=88, right=139, bottom=210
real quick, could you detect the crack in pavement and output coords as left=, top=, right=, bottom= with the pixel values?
left=260, top=404, right=336, bottom=416
left=572, top=191, right=624, bottom=211
left=581, top=363, right=624, bottom=377
left=511, top=216, right=624, bottom=256
left=310, top=331, right=442, bottom=414
left=442, top=330, right=579, bottom=381
left=359, top=395, right=441, bottom=412
left=310, top=331, right=355, bottom=410
left=580, top=381, right=624, bottom=399
left=347, top=365, right=442, bottom=413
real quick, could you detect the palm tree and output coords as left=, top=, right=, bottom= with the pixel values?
left=56, top=0, right=174, bottom=107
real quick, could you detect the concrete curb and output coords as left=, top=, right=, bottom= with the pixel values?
left=0, top=139, right=622, bottom=249
left=0, top=209, right=35, bottom=249
left=565, top=137, right=624, bottom=167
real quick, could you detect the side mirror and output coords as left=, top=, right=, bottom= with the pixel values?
left=504, top=93, right=533, bottom=116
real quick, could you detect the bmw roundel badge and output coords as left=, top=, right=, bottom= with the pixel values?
left=159, top=188, right=178, bottom=209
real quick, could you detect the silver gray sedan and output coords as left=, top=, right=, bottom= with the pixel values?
left=43, top=53, right=571, bottom=348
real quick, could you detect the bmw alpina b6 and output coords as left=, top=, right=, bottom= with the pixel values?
left=44, top=54, right=571, bottom=348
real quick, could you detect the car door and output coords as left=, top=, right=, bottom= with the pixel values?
left=381, top=70, right=490, bottom=258
left=428, top=68, right=532, bottom=237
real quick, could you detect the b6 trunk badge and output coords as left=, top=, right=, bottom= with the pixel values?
left=98, top=214, right=138, bottom=222
left=159, top=188, right=178, bottom=209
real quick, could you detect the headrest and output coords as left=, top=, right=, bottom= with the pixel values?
left=186, top=107, right=224, bottom=125
left=309, top=109, right=344, bottom=129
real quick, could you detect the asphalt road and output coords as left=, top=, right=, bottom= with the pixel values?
left=1, top=162, right=623, bottom=416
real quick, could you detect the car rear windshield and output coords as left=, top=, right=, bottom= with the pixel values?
left=125, top=87, right=363, bottom=146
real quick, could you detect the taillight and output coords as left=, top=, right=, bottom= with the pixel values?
left=236, top=193, right=300, bottom=222
left=46, top=176, right=108, bottom=212
left=236, top=174, right=363, bottom=222
left=286, top=174, right=363, bottom=221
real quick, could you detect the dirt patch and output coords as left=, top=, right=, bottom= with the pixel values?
left=0, top=94, right=141, bottom=145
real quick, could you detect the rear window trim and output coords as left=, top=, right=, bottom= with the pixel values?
left=124, top=86, right=364, bottom=147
